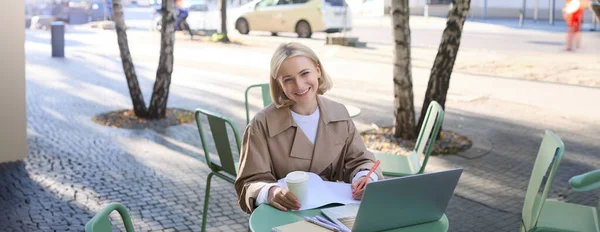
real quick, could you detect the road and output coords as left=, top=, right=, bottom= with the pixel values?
left=122, top=6, right=600, bottom=55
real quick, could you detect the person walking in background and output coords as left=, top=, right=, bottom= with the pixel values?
left=175, top=0, right=194, bottom=39
left=563, top=0, right=590, bottom=51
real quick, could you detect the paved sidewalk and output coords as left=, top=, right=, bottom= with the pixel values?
left=1, top=28, right=599, bottom=232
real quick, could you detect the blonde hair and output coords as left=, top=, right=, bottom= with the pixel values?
left=269, top=42, right=333, bottom=108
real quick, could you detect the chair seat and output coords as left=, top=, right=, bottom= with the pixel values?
left=374, top=151, right=418, bottom=177
left=537, top=199, right=599, bottom=232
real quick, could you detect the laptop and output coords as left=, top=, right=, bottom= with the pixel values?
left=321, top=168, right=463, bottom=232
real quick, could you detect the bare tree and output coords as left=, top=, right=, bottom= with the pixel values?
left=219, top=0, right=230, bottom=42
left=391, top=0, right=417, bottom=139
left=112, top=0, right=176, bottom=119
left=417, top=0, right=471, bottom=130
left=148, top=0, right=176, bottom=118
left=112, top=0, right=147, bottom=117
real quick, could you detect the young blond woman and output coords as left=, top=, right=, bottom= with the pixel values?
left=234, top=42, right=383, bottom=214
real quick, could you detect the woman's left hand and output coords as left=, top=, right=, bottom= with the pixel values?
left=351, top=176, right=373, bottom=200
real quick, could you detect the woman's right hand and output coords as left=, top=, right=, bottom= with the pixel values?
left=267, top=186, right=301, bottom=211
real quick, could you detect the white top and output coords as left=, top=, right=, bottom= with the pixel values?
left=290, top=107, right=320, bottom=144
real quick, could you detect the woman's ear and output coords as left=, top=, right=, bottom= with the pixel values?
left=315, top=63, right=322, bottom=78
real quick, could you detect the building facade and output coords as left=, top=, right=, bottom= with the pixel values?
left=349, top=0, right=597, bottom=23
left=1, top=0, right=27, bottom=163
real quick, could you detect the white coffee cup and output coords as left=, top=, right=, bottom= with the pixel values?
left=285, top=171, right=310, bottom=206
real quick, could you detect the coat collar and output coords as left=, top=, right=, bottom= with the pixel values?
left=266, top=95, right=351, bottom=138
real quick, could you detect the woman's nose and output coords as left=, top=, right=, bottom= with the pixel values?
left=294, top=77, right=302, bottom=87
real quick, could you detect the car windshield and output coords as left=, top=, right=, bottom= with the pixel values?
left=324, top=0, right=345, bottom=6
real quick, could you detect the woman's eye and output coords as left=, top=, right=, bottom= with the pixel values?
left=283, top=78, right=291, bottom=83
left=301, top=72, right=309, bottom=76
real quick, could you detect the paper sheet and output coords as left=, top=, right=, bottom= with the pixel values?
left=277, top=172, right=360, bottom=210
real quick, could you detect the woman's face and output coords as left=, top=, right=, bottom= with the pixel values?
left=277, top=56, right=321, bottom=107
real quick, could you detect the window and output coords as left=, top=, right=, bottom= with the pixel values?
left=324, top=0, right=345, bottom=7
left=427, top=0, right=452, bottom=4
left=277, top=0, right=292, bottom=5
left=189, top=4, right=208, bottom=11
left=256, top=0, right=277, bottom=7
left=291, top=0, right=309, bottom=4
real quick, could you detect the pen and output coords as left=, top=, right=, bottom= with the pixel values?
left=315, top=216, right=350, bottom=232
left=353, top=160, right=380, bottom=194
left=304, top=216, right=341, bottom=231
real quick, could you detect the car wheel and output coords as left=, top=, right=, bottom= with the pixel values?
left=236, top=18, right=249, bottom=35
left=295, top=20, right=312, bottom=38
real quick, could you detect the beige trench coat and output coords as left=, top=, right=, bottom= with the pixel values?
left=234, top=96, right=383, bottom=214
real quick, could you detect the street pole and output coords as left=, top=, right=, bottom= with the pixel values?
left=549, top=0, right=555, bottom=25
left=424, top=0, right=429, bottom=19
left=593, top=11, right=597, bottom=31
left=104, top=0, right=108, bottom=21
left=521, top=0, right=527, bottom=25
left=483, top=0, right=488, bottom=20
left=534, top=0, right=539, bottom=22
left=342, top=1, right=348, bottom=37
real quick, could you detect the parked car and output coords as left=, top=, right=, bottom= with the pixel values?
left=233, top=0, right=352, bottom=38
left=67, top=0, right=113, bottom=24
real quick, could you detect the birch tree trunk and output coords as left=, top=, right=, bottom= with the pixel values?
left=148, top=0, right=176, bottom=118
left=112, top=0, right=148, bottom=117
left=391, top=0, right=416, bottom=139
left=417, top=0, right=471, bottom=130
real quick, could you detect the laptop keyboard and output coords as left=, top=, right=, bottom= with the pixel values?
left=338, top=216, right=356, bottom=229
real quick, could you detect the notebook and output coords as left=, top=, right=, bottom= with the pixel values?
left=271, top=220, right=335, bottom=232
left=276, top=172, right=360, bottom=210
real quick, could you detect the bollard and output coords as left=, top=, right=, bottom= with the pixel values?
left=592, top=3, right=599, bottom=31
left=51, top=21, right=65, bottom=58
left=519, top=10, right=524, bottom=27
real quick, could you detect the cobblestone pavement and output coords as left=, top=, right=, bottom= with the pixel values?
left=1, top=29, right=599, bottom=232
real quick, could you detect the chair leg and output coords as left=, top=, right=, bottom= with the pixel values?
left=201, top=172, right=214, bottom=232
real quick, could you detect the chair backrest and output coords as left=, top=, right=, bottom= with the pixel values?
left=410, top=100, right=445, bottom=174
left=85, top=202, right=135, bottom=232
left=245, top=83, right=272, bottom=124
left=195, top=108, right=242, bottom=177
left=521, top=130, right=565, bottom=232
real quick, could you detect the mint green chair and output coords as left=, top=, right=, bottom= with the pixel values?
left=245, top=83, right=272, bottom=125
left=520, top=130, right=600, bottom=232
left=195, top=108, right=243, bottom=232
left=570, top=169, right=600, bottom=192
left=373, top=101, right=444, bottom=176
left=85, top=202, right=135, bottom=232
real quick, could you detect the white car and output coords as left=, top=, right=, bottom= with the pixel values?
left=233, top=0, right=352, bottom=38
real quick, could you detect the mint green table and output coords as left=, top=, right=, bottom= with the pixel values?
left=345, top=104, right=361, bottom=118
left=249, top=204, right=449, bottom=232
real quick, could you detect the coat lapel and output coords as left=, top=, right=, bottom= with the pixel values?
left=265, top=96, right=351, bottom=175
left=266, top=104, right=314, bottom=162
left=309, top=118, right=344, bottom=174
left=309, top=96, right=346, bottom=175
left=290, top=126, right=314, bottom=160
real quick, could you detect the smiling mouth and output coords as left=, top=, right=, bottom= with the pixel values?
left=294, top=87, right=310, bottom=96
